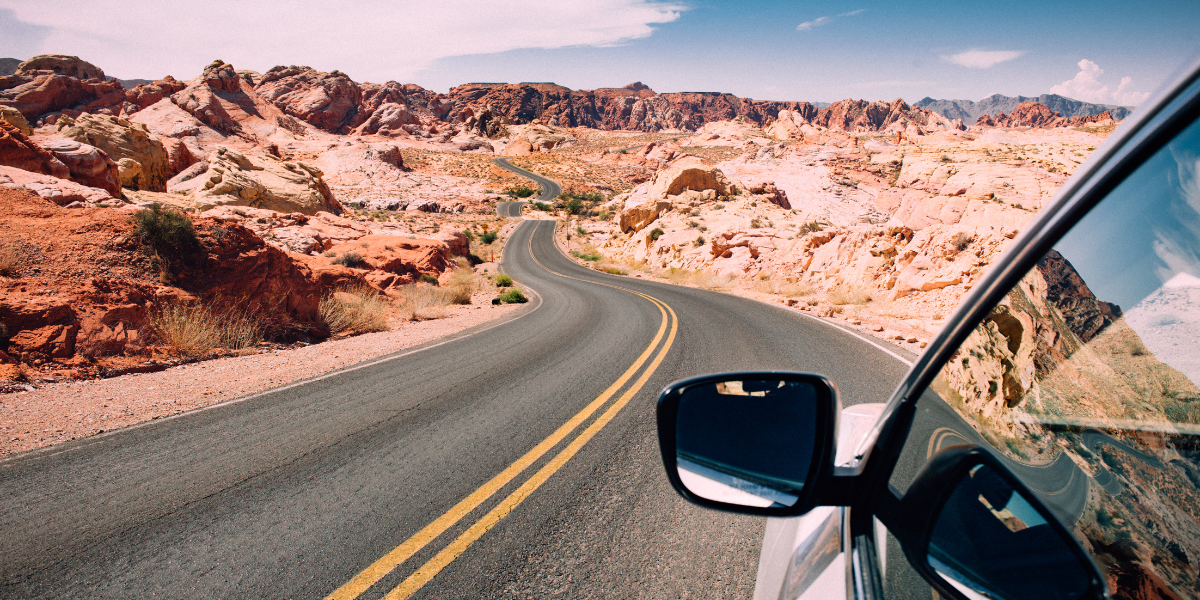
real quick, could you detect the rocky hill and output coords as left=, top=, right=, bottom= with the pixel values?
left=916, top=93, right=1131, bottom=122
left=975, top=102, right=1116, bottom=128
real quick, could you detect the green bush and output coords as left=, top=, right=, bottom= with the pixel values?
left=463, top=229, right=475, bottom=241
left=481, top=231, right=499, bottom=244
left=570, top=250, right=600, bottom=262
left=506, top=184, right=538, bottom=198
left=498, top=288, right=528, bottom=304
left=334, top=251, right=368, bottom=268
left=494, top=273, right=514, bottom=287
left=649, top=228, right=664, bottom=241
left=132, top=205, right=201, bottom=277
left=532, top=202, right=552, bottom=211
left=419, top=273, right=440, bottom=285
left=576, top=226, right=588, bottom=236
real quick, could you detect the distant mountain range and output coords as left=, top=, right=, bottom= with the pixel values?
left=914, top=94, right=1132, bottom=122
left=0, top=58, right=20, bottom=76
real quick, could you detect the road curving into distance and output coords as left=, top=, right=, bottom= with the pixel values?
left=1, top=166, right=914, bottom=599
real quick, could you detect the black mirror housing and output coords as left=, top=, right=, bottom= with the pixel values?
left=896, top=445, right=1108, bottom=600
left=656, top=372, right=841, bottom=517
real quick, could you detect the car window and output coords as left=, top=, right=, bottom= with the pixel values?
left=889, top=109, right=1200, bottom=599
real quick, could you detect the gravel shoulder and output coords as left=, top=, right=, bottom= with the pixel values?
left=0, top=292, right=523, bottom=458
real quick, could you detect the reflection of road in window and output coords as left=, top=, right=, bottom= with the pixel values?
left=926, top=110, right=1200, bottom=598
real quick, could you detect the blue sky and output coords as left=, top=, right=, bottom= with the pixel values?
left=2, top=0, right=1197, bottom=106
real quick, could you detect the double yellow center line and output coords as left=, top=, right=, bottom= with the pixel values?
left=325, top=221, right=678, bottom=600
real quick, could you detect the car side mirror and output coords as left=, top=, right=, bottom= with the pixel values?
left=896, top=445, right=1107, bottom=600
left=655, top=372, right=840, bottom=516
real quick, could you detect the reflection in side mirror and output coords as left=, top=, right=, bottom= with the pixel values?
left=656, top=372, right=839, bottom=516
left=900, top=445, right=1106, bottom=600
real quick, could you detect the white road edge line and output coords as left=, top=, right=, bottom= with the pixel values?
left=8, top=257, right=547, bottom=465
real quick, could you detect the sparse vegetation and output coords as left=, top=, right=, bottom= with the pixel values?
left=481, top=230, right=499, bottom=244
left=600, top=266, right=627, bottom=275
left=797, top=220, right=826, bottom=235
left=506, top=183, right=538, bottom=198
left=571, top=250, right=601, bottom=262
left=494, top=273, right=514, bottom=287
left=0, top=244, right=20, bottom=277
left=649, top=228, right=664, bottom=241
left=576, top=226, right=588, bottom=236
left=319, top=287, right=391, bottom=334
left=333, top=251, right=368, bottom=268
left=419, top=273, right=440, bottom=285
left=827, top=282, right=872, bottom=305
left=132, top=205, right=202, bottom=280
left=498, top=288, right=528, bottom=303
left=150, top=301, right=264, bottom=357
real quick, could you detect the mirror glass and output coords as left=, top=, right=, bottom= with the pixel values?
left=926, top=463, right=1091, bottom=600
left=674, top=378, right=819, bottom=508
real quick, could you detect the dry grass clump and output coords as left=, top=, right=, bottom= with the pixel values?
left=396, top=284, right=450, bottom=320
left=150, top=302, right=264, bottom=357
left=0, top=244, right=19, bottom=278
left=319, top=288, right=392, bottom=334
left=656, top=268, right=736, bottom=290
left=826, top=282, right=873, bottom=305
left=751, top=277, right=814, bottom=297
left=441, top=260, right=476, bottom=305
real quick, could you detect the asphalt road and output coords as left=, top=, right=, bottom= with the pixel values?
left=1, top=171, right=915, bottom=599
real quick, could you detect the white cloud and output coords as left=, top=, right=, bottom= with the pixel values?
left=797, top=8, right=864, bottom=31
left=1050, top=59, right=1150, bottom=106
left=0, top=0, right=686, bottom=82
left=940, top=49, right=1024, bottom=69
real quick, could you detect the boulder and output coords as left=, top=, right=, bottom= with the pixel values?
left=619, top=200, right=672, bottom=233
left=432, top=228, right=469, bottom=257
left=324, top=235, right=453, bottom=288
left=15, top=55, right=105, bottom=81
left=255, top=65, right=374, bottom=133
left=354, top=102, right=420, bottom=135
left=646, top=160, right=737, bottom=201
left=0, top=121, right=70, bottom=178
left=124, top=76, right=187, bottom=110
left=0, top=165, right=114, bottom=206
left=0, top=106, right=32, bottom=135
left=39, top=138, right=122, bottom=197
left=56, top=113, right=171, bottom=191
left=190, top=146, right=341, bottom=215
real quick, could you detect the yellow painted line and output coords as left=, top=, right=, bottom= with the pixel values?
left=382, top=297, right=680, bottom=600
left=323, top=222, right=675, bottom=600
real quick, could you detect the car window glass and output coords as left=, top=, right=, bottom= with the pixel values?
left=891, top=111, right=1200, bottom=599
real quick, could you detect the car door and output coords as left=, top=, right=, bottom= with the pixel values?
left=867, top=56, right=1200, bottom=599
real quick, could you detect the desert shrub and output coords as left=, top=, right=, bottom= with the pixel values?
left=498, top=288, right=528, bottom=304
left=463, top=229, right=475, bottom=241
left=950, top=231, right=974, bottom=252
left=319, top=288, right=391, bottom=334
left=827, top=283, right=872, bottom=305
left=576, top=226, right=588, bottom=236
left=133, top=205, right=201, bottom=277
left=713, top=203, right=725, bottom=210
left=749, top=217, right=763, bottom=229
left=334, top=251, right=368, bottom=268
left=532, top=202, right=552, bottom=211
left=561, top=198, right=584, bottom=215
left=797, top=220, right=826, bottom=235
left=0, top=244, right=19, bottom=277
left=419, top=273, right=440, bottom=286
left=256, top=217, right=268, bottom=224
left=1165, top=398, right=1200, bottom=424
left=597, top=210, right=611, bottom=221
left=323, top=250, right=337, bottom=257
left=600, top=266, right=627, bottom=275
left=494, top=273, right=514, bottom=287
left=649, top=228, right=664, bottom=241
left=506, top=184, right=538, bottom=198
left=695, top=236, right=706, bottom=247
left=481, top=231, right=499, bottom=244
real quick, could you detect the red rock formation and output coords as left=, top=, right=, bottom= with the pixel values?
left=170, top=60, right=246, bottom=133
left=125, top=76, right=186, bottom=110
left=15, top=55, right=106, bottom=81
left=0, top=74, right=105, bottom=120
left=813, top=98, right=954, bottom=132
left=974, top=102, right=1114, bottom=129
left=38, top=138, right=122, bottom=197
left=0, top=120, right=69, bottom=177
